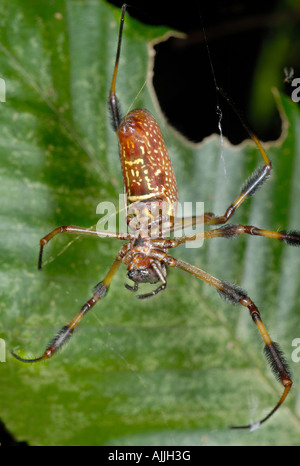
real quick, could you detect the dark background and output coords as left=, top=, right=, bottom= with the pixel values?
left=107, top=0, right=300, bottom=144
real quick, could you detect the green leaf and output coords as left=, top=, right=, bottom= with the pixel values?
left=1, top=0, right=300, bottom=446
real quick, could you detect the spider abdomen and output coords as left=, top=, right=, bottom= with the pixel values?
left=118, top=109, right=178, bottom=217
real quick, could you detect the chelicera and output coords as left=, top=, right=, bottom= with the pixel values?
left=12, top=4, right=300, bottom=430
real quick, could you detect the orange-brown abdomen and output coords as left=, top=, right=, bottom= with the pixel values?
left=118, top=109, right=178, bottom=217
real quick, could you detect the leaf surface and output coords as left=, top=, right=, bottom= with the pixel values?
left=0, top=0, right=300, bottom=446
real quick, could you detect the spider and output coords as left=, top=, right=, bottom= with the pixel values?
left=11, top=4, right=300, bottom=429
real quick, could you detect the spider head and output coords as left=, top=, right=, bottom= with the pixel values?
left=127, top=253, right=164, bottom=285
left=126, top=254, right=167, bottom=299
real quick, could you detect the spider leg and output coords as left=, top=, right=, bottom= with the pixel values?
left=166, top=256, right=292, bottom=429
left=203, top=163, right=272, bottom=226
left=38, top=225, right=133, bottom=270
left=136, top=261, right=167, bottom=300
left=171, top=163, right=271, bottom=230
left=170, top=213, right=216, bottom=233
left=171, top=87, right=272, bottom=230
left=205, top=87, right=273, bottom=226
left=207, top=224, right=300, bottom=246
left=167, top=224, right=300, bottom=247
left=125, top=282, right=139, bottom=292
left=11, top=245, right=128, bottom=363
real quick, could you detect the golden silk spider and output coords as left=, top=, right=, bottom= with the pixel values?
left=11, top=4, right=300, bottom=430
